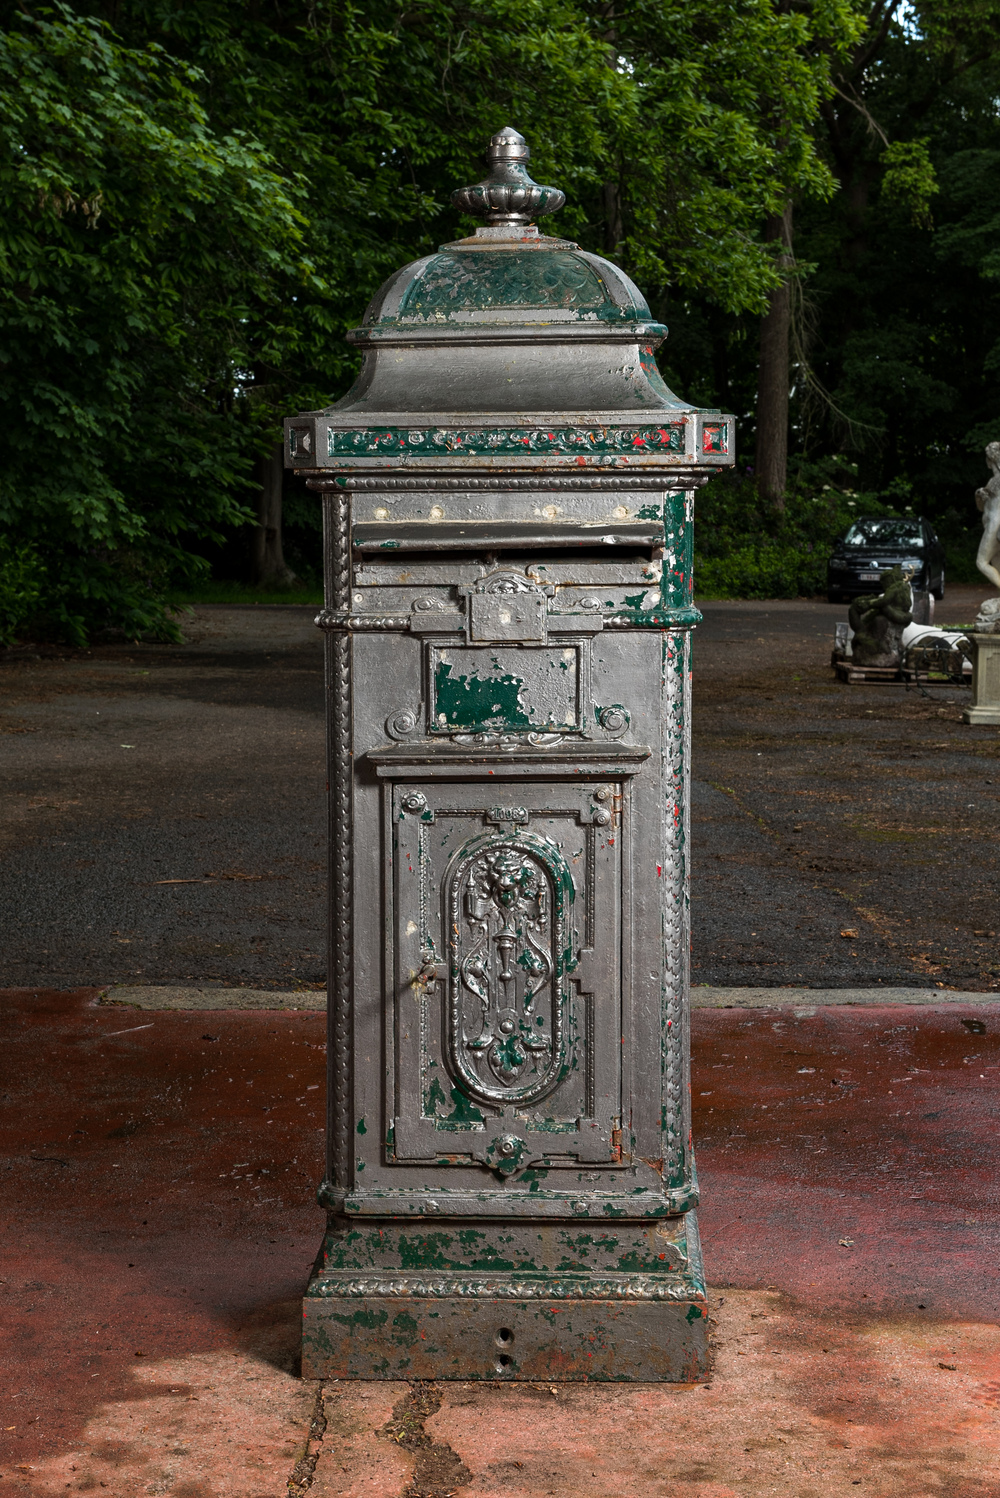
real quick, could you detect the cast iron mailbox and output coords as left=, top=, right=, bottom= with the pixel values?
left=286, top=128, right=734, bottom=1381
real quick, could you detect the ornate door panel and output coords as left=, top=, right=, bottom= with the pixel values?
left=383, top=773, right=631, bottom=1177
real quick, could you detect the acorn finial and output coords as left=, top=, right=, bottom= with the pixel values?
left=451, top=128, right=565, bottom=227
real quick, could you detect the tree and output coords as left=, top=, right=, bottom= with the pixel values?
left=797, top=1, right=1000, bottom=526
left=0, top=4, right=316, bottom=641
left=755, top=206, right=795, bottom=506
left=655, top=1, right=1000, bottom=583
left=2, top=0, right=869, bottom=635
left=251, top=444, right=296, bottom=588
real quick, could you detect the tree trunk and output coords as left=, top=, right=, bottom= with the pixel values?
left=755, top=205, right=794, bottom=510
left=250, top=442, right=296, bottom=588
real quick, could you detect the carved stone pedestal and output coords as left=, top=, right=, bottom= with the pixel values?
left=963, top=633, right=1000, bottom=725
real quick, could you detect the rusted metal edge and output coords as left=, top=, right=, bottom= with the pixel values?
left=328, top=1188, right=699, bottom=1218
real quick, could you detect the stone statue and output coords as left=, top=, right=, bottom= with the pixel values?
left=848, top=566, right=913, bottom=666
left=975, top=441, right=1000, bottom=588
left=974, top=442, right=1000, bottom=632
left=974, top=596, right=1000, bottom=632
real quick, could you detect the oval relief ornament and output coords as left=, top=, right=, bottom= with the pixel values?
left=444, top=832, right=575, bottom=1109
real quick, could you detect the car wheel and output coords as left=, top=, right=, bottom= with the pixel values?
left=933, top=572, right=945, bottom=601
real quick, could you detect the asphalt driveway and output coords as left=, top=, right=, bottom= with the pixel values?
left=1, top=590, right=996, bottom=991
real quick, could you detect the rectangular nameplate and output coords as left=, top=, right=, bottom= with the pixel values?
left=488, top=806, right=529, bottom=824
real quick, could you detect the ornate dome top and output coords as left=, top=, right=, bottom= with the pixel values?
left=284, top=127, right=734, bottom=465
left=354, top=127, right=657, bottom=334
left=359, top=245, right=656, bottom=331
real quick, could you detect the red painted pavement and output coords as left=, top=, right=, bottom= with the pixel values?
left=1, top=989, right=997, bottom=1493
left=691, top=1003, right=1000, bottom=1321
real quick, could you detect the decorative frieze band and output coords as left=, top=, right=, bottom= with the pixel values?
left=317, top=474, right=710, bottom=492
left=323, top=423, right=689, bottom=459
left=313, top=609, right=702, bottom=633
left=309, top=1274, right=698, bottom=1301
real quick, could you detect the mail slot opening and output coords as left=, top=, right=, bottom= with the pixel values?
left=352, top=521, right=664, bottom=554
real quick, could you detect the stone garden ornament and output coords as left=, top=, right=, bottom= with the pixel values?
left=974, top=440, right=1000, bottom=632
left=848, top=565, right=914, bottom=667
left=963, top=441, right=1000, bottom=722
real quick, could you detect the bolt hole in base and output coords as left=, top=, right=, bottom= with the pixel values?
left=496, top=1327, right=514, bottom=1347
left=495, top=1353, right=514, bottom=1372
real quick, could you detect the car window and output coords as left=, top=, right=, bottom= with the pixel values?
left=841, top=519, right=924, bottom=548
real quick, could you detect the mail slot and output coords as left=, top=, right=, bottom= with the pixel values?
left=287, top=127, right=734, bottom=1381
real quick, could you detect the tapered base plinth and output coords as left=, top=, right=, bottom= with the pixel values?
left=963, top=705, right=1000, bottom=724
left=302, top=1210, right=708, bottom=1382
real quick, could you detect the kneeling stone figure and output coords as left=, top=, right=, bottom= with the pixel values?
left=848, top=566, right=914, bottom=667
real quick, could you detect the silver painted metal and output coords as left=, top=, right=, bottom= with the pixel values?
left=289, top=130, right=734, bottom=1382
left=451, top=126, right=565, bottom=226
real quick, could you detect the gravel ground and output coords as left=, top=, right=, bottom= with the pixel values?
left=1, top=591, right=996, bottom=991
left=690, top=589, right=999, bottom=991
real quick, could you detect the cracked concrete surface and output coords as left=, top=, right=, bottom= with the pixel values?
left=3, top=988, right=997, bottom=1496
left=13, top=1297, right=1000, bottom=1497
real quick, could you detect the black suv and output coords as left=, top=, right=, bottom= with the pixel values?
left=827, top=516, right=945, bottom=603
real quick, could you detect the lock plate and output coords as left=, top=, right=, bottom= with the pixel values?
left=469, top=592, right=546, bottom=643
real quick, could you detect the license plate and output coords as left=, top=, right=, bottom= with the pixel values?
left=859, top=572, right=881, bottom=581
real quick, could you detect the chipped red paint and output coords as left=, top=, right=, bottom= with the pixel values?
left=4, top=987, right=997, bottom=1472
left=693, top=1002, right=1000, bottom=1319
left=701, top=422, right=729, bottom=455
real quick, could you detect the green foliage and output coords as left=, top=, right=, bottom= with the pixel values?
left=880, top=139, right=938, bottom=227
left=0, top=538, right=43, bottom=646
left=694, top=458, right=899, bottom=599
left=0, top=0, right=871, bottom=636
left=0, top=4, right=315, bottom=642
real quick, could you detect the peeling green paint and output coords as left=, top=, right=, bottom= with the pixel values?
left=391, top=1310, right=420, bottom=1346
left=329, top=1308, right=389, bottom=1330
left=397, top=250, right=612, bottom=319
left=425, top=1076, right=487, bottom=1129
left=356, top=1117, right=367, bottom=1136
left=433, top=660, right=532, bottom=729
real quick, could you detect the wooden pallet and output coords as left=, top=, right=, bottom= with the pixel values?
left=832, top=655, right=971, bottom=685
left=833, top=659, right=901, bottom=684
